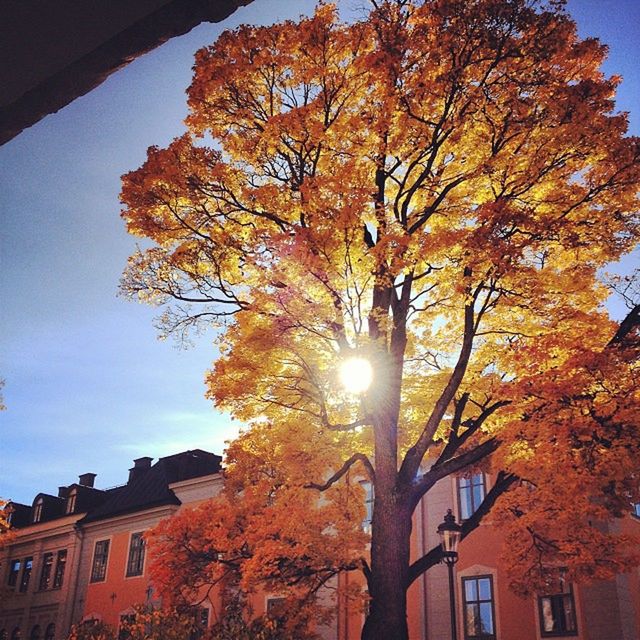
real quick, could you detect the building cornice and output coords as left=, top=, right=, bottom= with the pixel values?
left=77, top=504, right=178, bottom=532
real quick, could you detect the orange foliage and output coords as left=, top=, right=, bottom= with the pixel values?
left=122, top=1, right=639, bottom=636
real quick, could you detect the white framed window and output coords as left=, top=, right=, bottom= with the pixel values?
left=52, top=549, right=67, bottom=588
left=457, top=473, right=486, bottom=521
left=266, top=596, right=287, bottom=618
left=462, top=575, right=496, bottom=639
left=38, top=552, right=54, bottom=590
left=538, top=576, right=577, bottom=637
left=8, top=559, right=20, bottom=587
left=66, top=490, right=77, bottom=514
left=90, top=540, right=110, bottom=582
left=19, top=557, right=33, bottom=593
left=32, top=498, right=43, bottom=523
left=126, top=532, right=145, bottom=577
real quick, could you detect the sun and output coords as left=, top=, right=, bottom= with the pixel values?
left=339, top=356, right=373, bottom=394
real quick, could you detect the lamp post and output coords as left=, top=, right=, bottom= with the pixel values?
left=437, top=509, right=462, bottom=640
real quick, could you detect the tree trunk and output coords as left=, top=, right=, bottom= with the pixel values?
left=361, top=496, right=412, bottom=640
left=361, top=406, right=411, bottom=640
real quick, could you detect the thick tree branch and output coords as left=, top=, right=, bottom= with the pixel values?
left=410, top=437, right=500, bottom=508
left=399, top=282, right=478, bottom=485
left=304, top=453, right=375, bottom=491
left=436, top=399, right=511, bottom=467
left=406, top=471, right=517, bottom=586
left=608, top=303, right=640, bottom=347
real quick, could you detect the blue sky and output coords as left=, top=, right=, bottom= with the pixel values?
left=1, top=0, right=638, bottom=505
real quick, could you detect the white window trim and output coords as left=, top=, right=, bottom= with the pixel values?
left=33, top=498, right=43, bottom=523
left=457, top=564, right=502, bottom=640
left=66, top=490, right=77, bottom=514
left=124, top=530, right=147, bottom=579
left=89, top=536, right=112, bottom=584
left=533, top=582, right=583, bottom=640
left=452, top=473, right=492, bottom=525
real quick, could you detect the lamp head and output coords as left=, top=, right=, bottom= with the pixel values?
left=437, top=509, right=462, bottom=564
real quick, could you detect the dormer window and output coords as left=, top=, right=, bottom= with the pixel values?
left=66, top=490, right=77, bottom=515
left=32, top=498, right=43, bottom=523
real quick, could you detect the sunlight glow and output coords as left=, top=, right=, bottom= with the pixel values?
left=339, top=357, right=373, bottom=394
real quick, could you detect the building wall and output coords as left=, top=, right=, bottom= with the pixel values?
left=74, top=473, right=224, bottom=630
left=337, top=473, right=640, bottom=640
left=4, top=466, right=638, bottom=640
left=0, top=514, right=84, bottom=640
left=76, top=506, right=177, bottom=628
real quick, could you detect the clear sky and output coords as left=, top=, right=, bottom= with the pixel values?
left=1, top=0, right=638, bottom=506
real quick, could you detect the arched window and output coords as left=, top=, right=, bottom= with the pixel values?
left=33, top=498, right=44, bottom=523
left=11, top=627, right=21, bottom=640
left=29, top=626, right=40, bottom=640
left=44, top=626, right=55, bottom=640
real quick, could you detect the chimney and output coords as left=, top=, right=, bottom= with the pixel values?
left=128, top=457, right=153, bottom=483
left=78, top=473, right=96, bottom=488
left=58, top=486, right=68, bottom=498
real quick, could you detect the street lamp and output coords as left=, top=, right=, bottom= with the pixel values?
left=437, top=509, right=462, bottom=640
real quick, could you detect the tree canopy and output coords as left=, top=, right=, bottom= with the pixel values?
left=121, top=1, right=640, bottom=637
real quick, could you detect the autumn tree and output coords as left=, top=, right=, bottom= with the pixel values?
left=66, top=606, right=199, bottom=640
left=121, top=1, right=640, bottom=638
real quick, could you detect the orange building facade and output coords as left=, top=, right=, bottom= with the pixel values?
left=2, top=452, right=639, bottom=640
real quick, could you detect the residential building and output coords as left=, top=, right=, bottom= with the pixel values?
left=2, top=454, right=638, bottom=640
left=72, top=450, right=222, bottom=631
left=0, top=473, right=107, bottom=640
left=0, top=450, right=222, bottom=640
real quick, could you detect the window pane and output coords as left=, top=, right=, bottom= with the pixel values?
left=540, top=597, right=554, bottom=632
left=8, top=560, right=20, bottom=587
left=465, top=578, right=478, bottom=601
left=465, top=603, right=480, bottom=636
left=460, top=489, right=473, bottom=520
left=478, top=578, right=492, bottom=600
left=473, top=483, right=485, bottom=510
left=563, top=595, right=576, bottom=631
left=53, top=550, right=67, bottom=588
left=362, top=482, right=374, bottom=530
left=19, top=557, right=33, bottom=592
left=479, top=603, right=494, bottom=634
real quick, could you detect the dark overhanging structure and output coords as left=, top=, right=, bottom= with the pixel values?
left=0, top=0, right=253, bottom=146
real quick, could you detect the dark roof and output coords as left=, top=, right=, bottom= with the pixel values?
left=33, top=493, right=66, bottom=521
left=80, top=449, right=221, bottom=523
left=7, top=502, right=31, bottom=528
left=69, top=484, right=111, bottom=514
left=0, top=0, right=253, bottom=145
